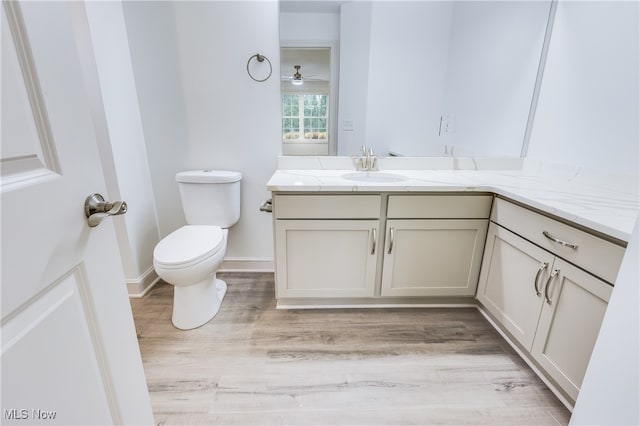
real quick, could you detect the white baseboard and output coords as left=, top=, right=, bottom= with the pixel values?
left=127, top=267, right=160, bottom=298
left=127, top=258, right=272, bottom=298
left=219, top=257, right=274, bottom=272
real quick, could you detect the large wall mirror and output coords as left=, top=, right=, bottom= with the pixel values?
left=279, top=0, right=553, bottom=157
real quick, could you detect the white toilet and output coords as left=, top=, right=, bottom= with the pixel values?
left=153, top=170, right=241, bottom=330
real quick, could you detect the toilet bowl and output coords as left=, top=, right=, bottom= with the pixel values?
left=154, top=226, right=228, bottom=330
left=152, top=169, right=242, bottom=330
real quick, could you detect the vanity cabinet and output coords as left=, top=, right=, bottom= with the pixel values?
left=476, top=198, right=624, bottom=402
left=274, top=195, right=381, bottom=298
left=380, top=195, right=491, bottom=297
left=273, top=193, right=491, bottom=299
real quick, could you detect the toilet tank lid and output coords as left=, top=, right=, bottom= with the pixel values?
left=176, top=170, right=242, bottom=183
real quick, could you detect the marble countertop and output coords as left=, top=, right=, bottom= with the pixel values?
left=266, top=157, right=640, bottom=243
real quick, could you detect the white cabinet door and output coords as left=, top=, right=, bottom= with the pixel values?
left=531, top=258, right=612, bottom=401
left=275, top=220, right=379, bottom=298
left=381, top=220, right=488, bottom=297
left=476, top=224, right=555, bottom=350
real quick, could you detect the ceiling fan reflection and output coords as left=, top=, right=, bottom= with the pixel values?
left=281, top=65, right=322, bottom=85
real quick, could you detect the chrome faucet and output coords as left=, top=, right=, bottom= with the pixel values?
left=357, top=145, right=377, bottom=171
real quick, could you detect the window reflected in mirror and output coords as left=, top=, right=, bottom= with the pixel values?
left=281, top=47, right=332, bottom=156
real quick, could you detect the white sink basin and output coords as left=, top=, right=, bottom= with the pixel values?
left=341, top=172, right=407, bottom=183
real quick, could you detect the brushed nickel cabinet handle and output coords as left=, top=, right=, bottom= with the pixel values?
left=543, top=231, right=578, bottom=250
left=388, top=227, right=395, bottom=254
left=544, top=268, right=560, bottom=305
left=534, top=262, right=548, bottom=296
left=371, top=228, right=377, bottom=255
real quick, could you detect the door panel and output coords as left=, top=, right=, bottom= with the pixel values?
left=275, top=220, right=379, bottom=298
left=532, top=258, right=612, bottom=401
left=381, top=219, right=488, bottom=296
left=2, top=267, right=112, bottom=424
left=476, top=224, right=554, bottom=350
left=1, top=2, right=152, bottom=424
left=1, top=1, right=60, bottom=183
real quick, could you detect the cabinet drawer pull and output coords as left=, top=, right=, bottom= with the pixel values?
left=544, top=268, right=560, bottom=305
left=534, top=262, right=548, bottom=296
left=542, top=231, right=578, bottom=250
left=388, top=227, right=395, bottom=254
left=371, top=228, right=377, bottom=255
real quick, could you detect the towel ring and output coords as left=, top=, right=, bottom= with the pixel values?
left=246, top=53, right=272, bottom=82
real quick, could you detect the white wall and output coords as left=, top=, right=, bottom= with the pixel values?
left=571, top=219, right=639, bottom=425
left=279, top=11, right=339, bottom=42
left=528, top=1, right=639, bottom=175
left=124, top=1, right=281, bottom=267
left=83, top=2, right=160, bottom=289
left=338, top=1, right=550, bottom=158
left=122, top=2, right=190, bottom=239
left=442, top=1, right=550, bottom=157
left=364, top=2, right=453, bottom=156
left=337, top=2, right=372, bottom=156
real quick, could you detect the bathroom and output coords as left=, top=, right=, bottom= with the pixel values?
left=1, top=0, right=638, bottom=425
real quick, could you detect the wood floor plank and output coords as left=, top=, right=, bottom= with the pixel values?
left=130, top=272, right=570, bottom=425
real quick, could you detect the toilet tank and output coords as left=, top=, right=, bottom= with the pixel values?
left=176, top=170, right=242, bottom=227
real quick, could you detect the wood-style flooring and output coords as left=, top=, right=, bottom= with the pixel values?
left=130, top=272, right=570, bottom=425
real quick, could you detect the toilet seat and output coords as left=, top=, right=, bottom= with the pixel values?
left=154, top=225, right=225, bottom=269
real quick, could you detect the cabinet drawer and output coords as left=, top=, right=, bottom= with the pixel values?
left=274, top=195, right=381, bottom=219
left=387, top=194, right=492, bottom=219
left=492, top=198, right=625, bottom=283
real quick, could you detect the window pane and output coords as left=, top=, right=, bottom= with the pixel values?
left=282, top=93, right=329, bottom=141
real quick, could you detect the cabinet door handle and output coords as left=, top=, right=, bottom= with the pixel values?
left=544, top=268, right=560, bottom=305
left=534, top=262, right=548, bottom=296
left=371, top=228, right=377, bottom=255
left=388, top=227, right=395, bottom=254
left=543, top=231, right=578, bottom=250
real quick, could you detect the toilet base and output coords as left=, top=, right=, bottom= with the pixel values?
left=171, top=277, right=227, bottom=330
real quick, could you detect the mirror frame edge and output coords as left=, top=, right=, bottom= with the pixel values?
left=521, top=0, right=558, bottom=158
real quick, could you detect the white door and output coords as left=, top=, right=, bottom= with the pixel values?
left=1, top=2, right=153, bottom=425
